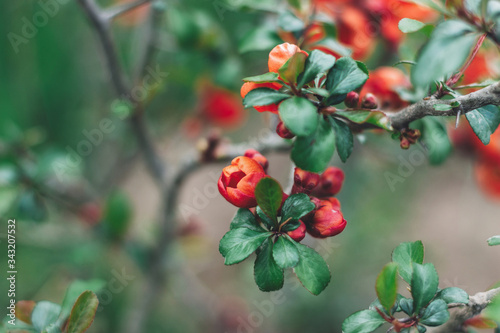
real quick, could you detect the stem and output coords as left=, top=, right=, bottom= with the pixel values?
left=446, top=33, right=487, bottom=87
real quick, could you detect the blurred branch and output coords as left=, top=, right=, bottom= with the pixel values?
left=103, top=0, right=152, bottom=21
left=430, top=287, right=500, bottom=333
left=389, top=81, right=500, bottom=129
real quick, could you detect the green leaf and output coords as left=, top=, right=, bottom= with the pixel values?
left=399, top=297, right=414, bottom=315
left=325, top=93, right=348, bottom=106
left=59, top=280, right=105, bottom=323
left=326, top=57, right=369, bottom=95
left=279, top=97, right=319, bottom=136
left=291, top=117, right=336, bottom=173
left=281, top=219, right=301, bottom=232
left=433, top=104, right=452, bottom=111
left=280, top=193, right=315, bottom=222
left=335, top=111, right=392, bottom=130
left=466, top=105, right=500, bottom=145
left=255, top=178, right=283, bottom=222
left=243, top=88, right=290, bottom=108
left=435, top=287, right=469, bottom=304
left=293, top=243, right=331, bottom=295
left=243, top=72, right=281, bottom=83
left=420, top=299, right=450, bottom=326
left=278, top=10, right=305, bottom=32
left=230, top=208, right=263, bottom=232
left=103, top=191, right=132, bottom=239
left=297, top=49, right=336, bottom=88
left=278, top=51, right=308, bottom=85
left=254, top=238, right=284, bottom=292
left=411, top=263, right=439, bottom=313
left=239, top=27, right=282, bottom=53
left=398, top=18, right=426, bottom=33
left=483, top=295, right=500, bottom=322
left=31, top=302, right=61, bottom=332
left=66, top=291, right=99, bottom=333
left=219, top=228, right=272, bottom=265
left=416, top=117, right=453, bottom=165
left=376, top=263, right=399, bottom=312
left=272, top=236, right=300, bottom=269
left=342, top=310, right=386, bottom=333
left=412, top=20, right=479, bottom=90
left=329, top=117, right=354, bottom=162
left=417, top=325, right=427, bottom=333
left=487, top=235, right=500, bottom=246
left=391, top=241, right=425, bottom=284
left=256, top=206, right=275, bottom=230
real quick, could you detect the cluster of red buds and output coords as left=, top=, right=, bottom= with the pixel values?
left=218, top=150, right=347, bottom=242
left=399, top=128, right=421, bottom=149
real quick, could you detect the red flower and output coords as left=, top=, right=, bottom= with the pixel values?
left=303, top=198, right=346, bottom=238
left=240, top=82, right=282, bottom=113
left=268, top=43, right=309, bottom=73
left=200, top=84, right=246, bottom=128
left=286, top=220, right=307, bottom=242
left=218, top=156, right=266, bottom=208
left=360, top=67, right=410, bottom=110
left=244, top=149, right=269, bottom=173
left=475, top=160, right=500, bottom=199
left=313, top=167, right=345, bottom=198
left=292, top=167, right=321, bottom=195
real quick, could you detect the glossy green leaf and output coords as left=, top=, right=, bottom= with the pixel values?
left=279, top=97, right=319, bottom=136
left=59, top=280, right=106, bottom=322
left=411, top=263, right=439, bottom=313
left=256, top=206, right=275, bottom=230
left=487, top=235, right=500, bottom=246
left=329, top=116, right=354, bottom=162
left=412, top=20, right=479, bottom=89
left=435, top=287, right=469, bottom=304
left=293, top=243, right=331, bottom=295
left=291, top=117, right=336, bottom=173
left=272, top=236, right=300, bottom=269
left=391, top=241, right=425, bottom=283
left=31, top=301, right=61, bottom=332
left=281, top=219, right=301, bottom=232
left=219, top=228, right=272, bottom=265
left=278, top=10, right=305, bottom=32
left=376, top=263, right=399, bottom=312
left=399, top=18, right=426, bottom=33
left=416, top=117, right=453, bottom=165
left=297, top=49, right=336, bottom=88
left=255, top=177, right=283, bottom=222
left=483, top=295, right=500, bottom=322
left=66, top=291, right=99, bottom=333
left=420, top=299, right=450, bottom=326
left=243, top=88, right=290, bottom=108
left=466, top=105, right=500, bottom=145
left=342, top=310, right=386, bottom=333
left=242, top=72, right=281, bottom=83
left=254, top=238, right=284, bottom=292
left=399, top=297, right=414, bottom=315
left=280, top=193, right=315, bottom=222
left=326, top=57, right=369, bottom=95
left=230, top=208, right=263, bottom=232
left=335, top=110, right=392, bottom=130
left=278, top=51, right=308, bottom=85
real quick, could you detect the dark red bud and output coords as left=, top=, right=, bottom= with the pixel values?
left=345, top=91, right=359, bottom=108
left=361, top=93, right=378, bottom=109
left=276, top=121, right=295, bottom=139
left=291, top=167, right=320, bottom=194
left=286, top=220, right=306, bottom=242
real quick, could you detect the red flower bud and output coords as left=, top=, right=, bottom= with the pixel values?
left=313, top=167, right=345, bottom=197
left=78, top=202, right=102, bottom=226
left=286, top=220, right=306, bottom=242
left=218, top=156, right=266, bottom=208
left=268, top=43, right=309, bottom=73
left=244, top=149, right=269, bottom=173
left=304, top=199, right=346, bottom=238
left=361, top=93, right=379, bottom=109
left=276, top=121, right=295, bottom=139
left=292, top=167, right=320, bottom=194
left=345, top=91, right=359, bottom=108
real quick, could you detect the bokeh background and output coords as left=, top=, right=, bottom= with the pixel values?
left=1, top=0, right=499, bottom=332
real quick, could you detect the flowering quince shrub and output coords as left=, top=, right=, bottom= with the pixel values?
left=218, top=151, right=346, bottom=294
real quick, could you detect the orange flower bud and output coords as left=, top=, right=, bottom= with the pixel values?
left=244, top=149, right=269, bottom=173
left=292, top=167, right=321, bottom=195
left=286, top=220, right=307, bottom=242
left=240, top=82, right=283, bottom=113
left=304, top=199, right=346, bottom=238
left=276, top=121, right=295, bottom=139
left=218, top=156, right=267, bottom=208
left=268, top=43, right=309, bottom=74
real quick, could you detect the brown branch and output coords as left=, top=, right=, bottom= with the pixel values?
left=429, top=287, right=500, bottom=333
left=389, top=81, right=500, bottom=130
